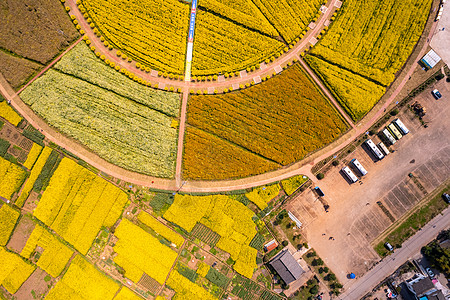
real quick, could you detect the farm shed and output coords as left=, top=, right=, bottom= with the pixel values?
left=269, top=249, right=305, bottom=284
left=420, top=49, right=441, bottom=69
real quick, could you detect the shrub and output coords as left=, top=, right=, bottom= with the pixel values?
left=316, top=173, right=325, bottom=180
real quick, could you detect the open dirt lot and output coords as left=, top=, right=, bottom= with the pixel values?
left=288, top=78, right=450, bottom=285
left=430, top=1, right=450, bottom=65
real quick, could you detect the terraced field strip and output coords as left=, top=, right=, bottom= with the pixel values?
left=191, top=222, right=220, bottom=247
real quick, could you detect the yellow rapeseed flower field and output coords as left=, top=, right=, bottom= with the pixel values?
left=113, top=219, right=177, bottom=284
left=307, top=0, right=432, bottom=120
left=198, top=0, right=277, bottom=36
left=45, top=255, right=120, bottom=300
left=81, top=0, right=189, bottom=74
left=23, top=143, right=43, bottom=170
left=21, top=224, right=73, bottom=277
left=0, top=156, right=27, bottom=200
left=0, top=205, right=20, bottom=246
left=252, top=0, right=323, bottom=43
left=33, top=158, right=129, bottom=255
left=0, top=247, right=35, bottom=294
left=183, top=127, right=279, bottom=180
left=21, top=69, right=178, bottom=177
left=245, top=183, right=280, bottom=210
left=167, top=270, right=217, bottom=300
left=0, top=101, right=22, bottom=126
left=137, top=211, right=184, bottom=248
left=164, top=194, right=258, bottom=278
left=185, top=64, right=347, bottom=179
left=192, top=10, right=284, bottom=76
left=281, top=174, right=309, bottom=196
left=16, top=147, right=52, bottom=207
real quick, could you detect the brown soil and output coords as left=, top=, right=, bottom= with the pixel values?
left=0, top=0, right=79, bottom=64
left=0, top=52, right=42, bottom=91
left=7, top=214, right=35, bottom=253
left=14, top=268, right=51, bottom=300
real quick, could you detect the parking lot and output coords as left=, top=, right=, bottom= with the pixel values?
left=289, top=79, right=450, bottom=284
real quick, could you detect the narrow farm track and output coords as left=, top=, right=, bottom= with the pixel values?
left=0, top=1, right=437, bottom=193
left=175, top=91, right=189, bottom=186
left=297, top=56, right=356, bottom=128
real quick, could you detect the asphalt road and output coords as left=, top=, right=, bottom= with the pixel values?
left=338, top=207, right=450, bottom=300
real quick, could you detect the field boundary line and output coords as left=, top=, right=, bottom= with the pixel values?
left=371, top=178, right=450, bottom=247
left=297, top=56, right=356, bottom=128
left=15, top=37, right=83, bottom=96
left=175, top=91, right=189, bottom=187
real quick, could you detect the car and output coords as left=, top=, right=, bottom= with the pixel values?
left=432, top=89, right=442, bottom=100
left=385, top=242, right=394, bottom=251
left=426, top=267, right=435, bottom=278
left=443, top=193, right=450, bottom=204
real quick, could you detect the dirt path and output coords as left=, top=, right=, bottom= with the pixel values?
left=175, top=91, right=189, bottom=186
left=14, top=37, right=83, bottom=96
left=297, top=57, right=356, bottom=128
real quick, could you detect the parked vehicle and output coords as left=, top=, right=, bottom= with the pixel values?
left=377, top=142, right=390, bottom=156
left=385, top=242, right=394, bottom=251
left=426, top=267, right=435, bottom=278
left=342, top=166, right=358, bottom=183
left=365, top=139, right=385, bottom=160
left=442, top=193, right=450, bottom=204
left=393, top=118, right=409, bottom=135
left=388, top=123, right=403, bottom=140
left=351, top=158, right=368, bottom=176
left=432, top=89, right=442, bottom=100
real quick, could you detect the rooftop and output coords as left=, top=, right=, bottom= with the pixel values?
left=269, top=249, right=304, bottom=284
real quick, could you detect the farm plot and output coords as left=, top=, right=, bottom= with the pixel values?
left=113, top=219, right=178, bottom=284
left=167, top=270, right=217, bottom=300
left=137, top=211, right=184, bottom=248
left=164, top=194, right=258, bottom=278
left=183, top=127, right=279, bottom=180
left=16, top=146, right=52, bottom=207
left=230, top=274, right=264, bottom=300
left=33, top=158, right=129, bottom=255
left=306, top=0, right=432, bottom=120
left=21, top=224, right=74, bottom=278
left=20, top=69, right=178, bottom=177
left=0, top=246, right=36, bottom=294
left=281, top=174, right=309, bottom=196
left=0, top=204, right=20, bottom=246
left=0, top=101, right=23, bottom=126
left=114, top=287, right=142, bottom=300
left=197, top=0, right=277, bottom=36
left=45, top=255, right=120, bottom=300
left=186, top=64, right=347, bottom=175
left=252, top=0, right=322, bottom=43
left=23, top=143, right=42, bottom=170
left=191, top=222, right=221, bottom=247
left=0, top=156, right=27, bottom=200
left=245, top=183, right=280, bottom=210
left=192, top=10, right=284, bottom=76
left=0, top=52, right=41, bottom=90
left=0, top=0, right=79, bottom=64
left=54, top=43, right=180, bottom=116
left=81, top=0, right=189, bottom=74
